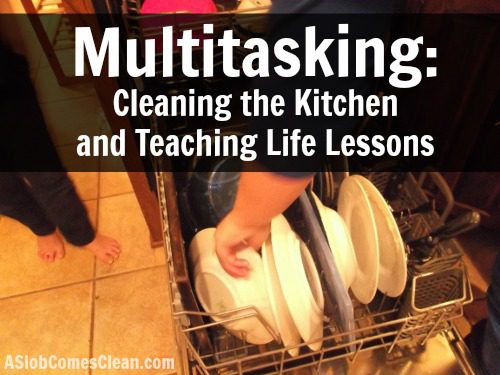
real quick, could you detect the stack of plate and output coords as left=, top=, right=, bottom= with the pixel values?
left=310, top=173, right=407, bottom=304
left=190, top=215, right=324, bottom=356
left=189, top=174, right=408, bottom=355
left=264, top=215, right=324, bottom=355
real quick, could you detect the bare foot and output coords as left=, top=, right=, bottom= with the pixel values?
left=37, top=232, right=65, bottom=263
left=85, top=234, right=121, bottom=264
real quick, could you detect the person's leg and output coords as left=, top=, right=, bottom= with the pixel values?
left=466, top=253, right=500, bottom=375
left=22, top=172, right=95, bottom=246
left=482, top=254, right=500, bottom=375
left=1, top=45, right=119, bottom=264
left=21, top=172, right=121, bottom=264
left=0, top=172, right=65, bottom=262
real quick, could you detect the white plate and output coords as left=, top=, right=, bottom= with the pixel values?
left=353, top=175, right=407, bottom=297
left=311, top=193, right=357, bottom=289
left=338, top=177, right=379, bottom=304
left=190, top=228, right=277, bottom=344
left=271, top=215, right=324, bottom=351
left=262, top=237, right=301, bottom=357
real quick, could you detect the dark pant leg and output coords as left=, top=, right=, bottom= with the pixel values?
left=0, top=172, right=56, bottom=236
left=21, top=172, right=96, bottom=247
left=0, top=47, right=95, bottom=247
left=483, top=254, right=500, bottom=375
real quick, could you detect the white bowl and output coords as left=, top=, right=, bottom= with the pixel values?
left=190, top=228, right=277, bottom=344
left=270, top=215, right=324, bottom=351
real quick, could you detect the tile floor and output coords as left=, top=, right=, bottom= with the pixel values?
left=0, top=36, right=179, bottom=374
left=0, top=173, right=178, bottom=375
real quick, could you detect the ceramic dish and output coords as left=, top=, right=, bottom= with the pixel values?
left=312, top=193, right=358, bottom=289
left=338, top=176, right=380, bottom=304
left=262, top=237, right=301, bottom=357
left=271, top=215, right=324, bottom=351
left=353, top=175, right=407, bottom=297
left=190, top=228, right=277, bottom=344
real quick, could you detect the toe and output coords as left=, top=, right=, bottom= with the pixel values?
left=101, top=253, right=114, bottom=264
left=56, top=248, right=65, bottom=259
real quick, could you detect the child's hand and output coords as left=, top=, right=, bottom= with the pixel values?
left=215, top=212, right=270, bottom=277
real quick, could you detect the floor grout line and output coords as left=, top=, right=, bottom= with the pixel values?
left=83, top=196, right=100, bottom=202
left=0, top=279, right=95, bottom=302
left=97, top=190, right=135, bottom=201
left=94, top=264, right=167, bottom=281
left=0, top=265, right=167, bottom=302
left=98, top=190, right=136, bottom=201
left=88, top=169, right=102, bottom=375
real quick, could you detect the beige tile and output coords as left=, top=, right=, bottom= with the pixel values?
left=56, top=144, right=99, bottom=184
left=68, top=171, right=99, bottom=201
left=100, top=116, right=113, bottom=137
left=99, top=148, right=127, bottom=172
left=59, top=47, right=91, bottom=77
left=38, top=37, right=92, bottom=80
left=39, top=14, right=62, bottom=46
left=41, top=96, right=104, bottom=147
left=99, top=172, right=134, bottom=198
left=34, top=65, right=94, bottom=104
left=96, top=193, right=165, bottom=276
left=93, top=268, right=177, bottom=374
left=0, top=200, right=97, bottom=298
left=0, top=282, right=92, bottom=375
left=40, top=48, right=83, bottom=77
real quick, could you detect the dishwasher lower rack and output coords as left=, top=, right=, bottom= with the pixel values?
left=156, top=172, right=473, bottom=375
left=174, top=270, right=472, bottom=375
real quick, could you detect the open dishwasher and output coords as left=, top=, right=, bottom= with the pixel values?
left=156, top=168, right=478, bottom=374
left=90, top=2, right=481, bottom=373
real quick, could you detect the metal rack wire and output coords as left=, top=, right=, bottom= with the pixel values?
left=157, top=171, right=473, bottom=374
